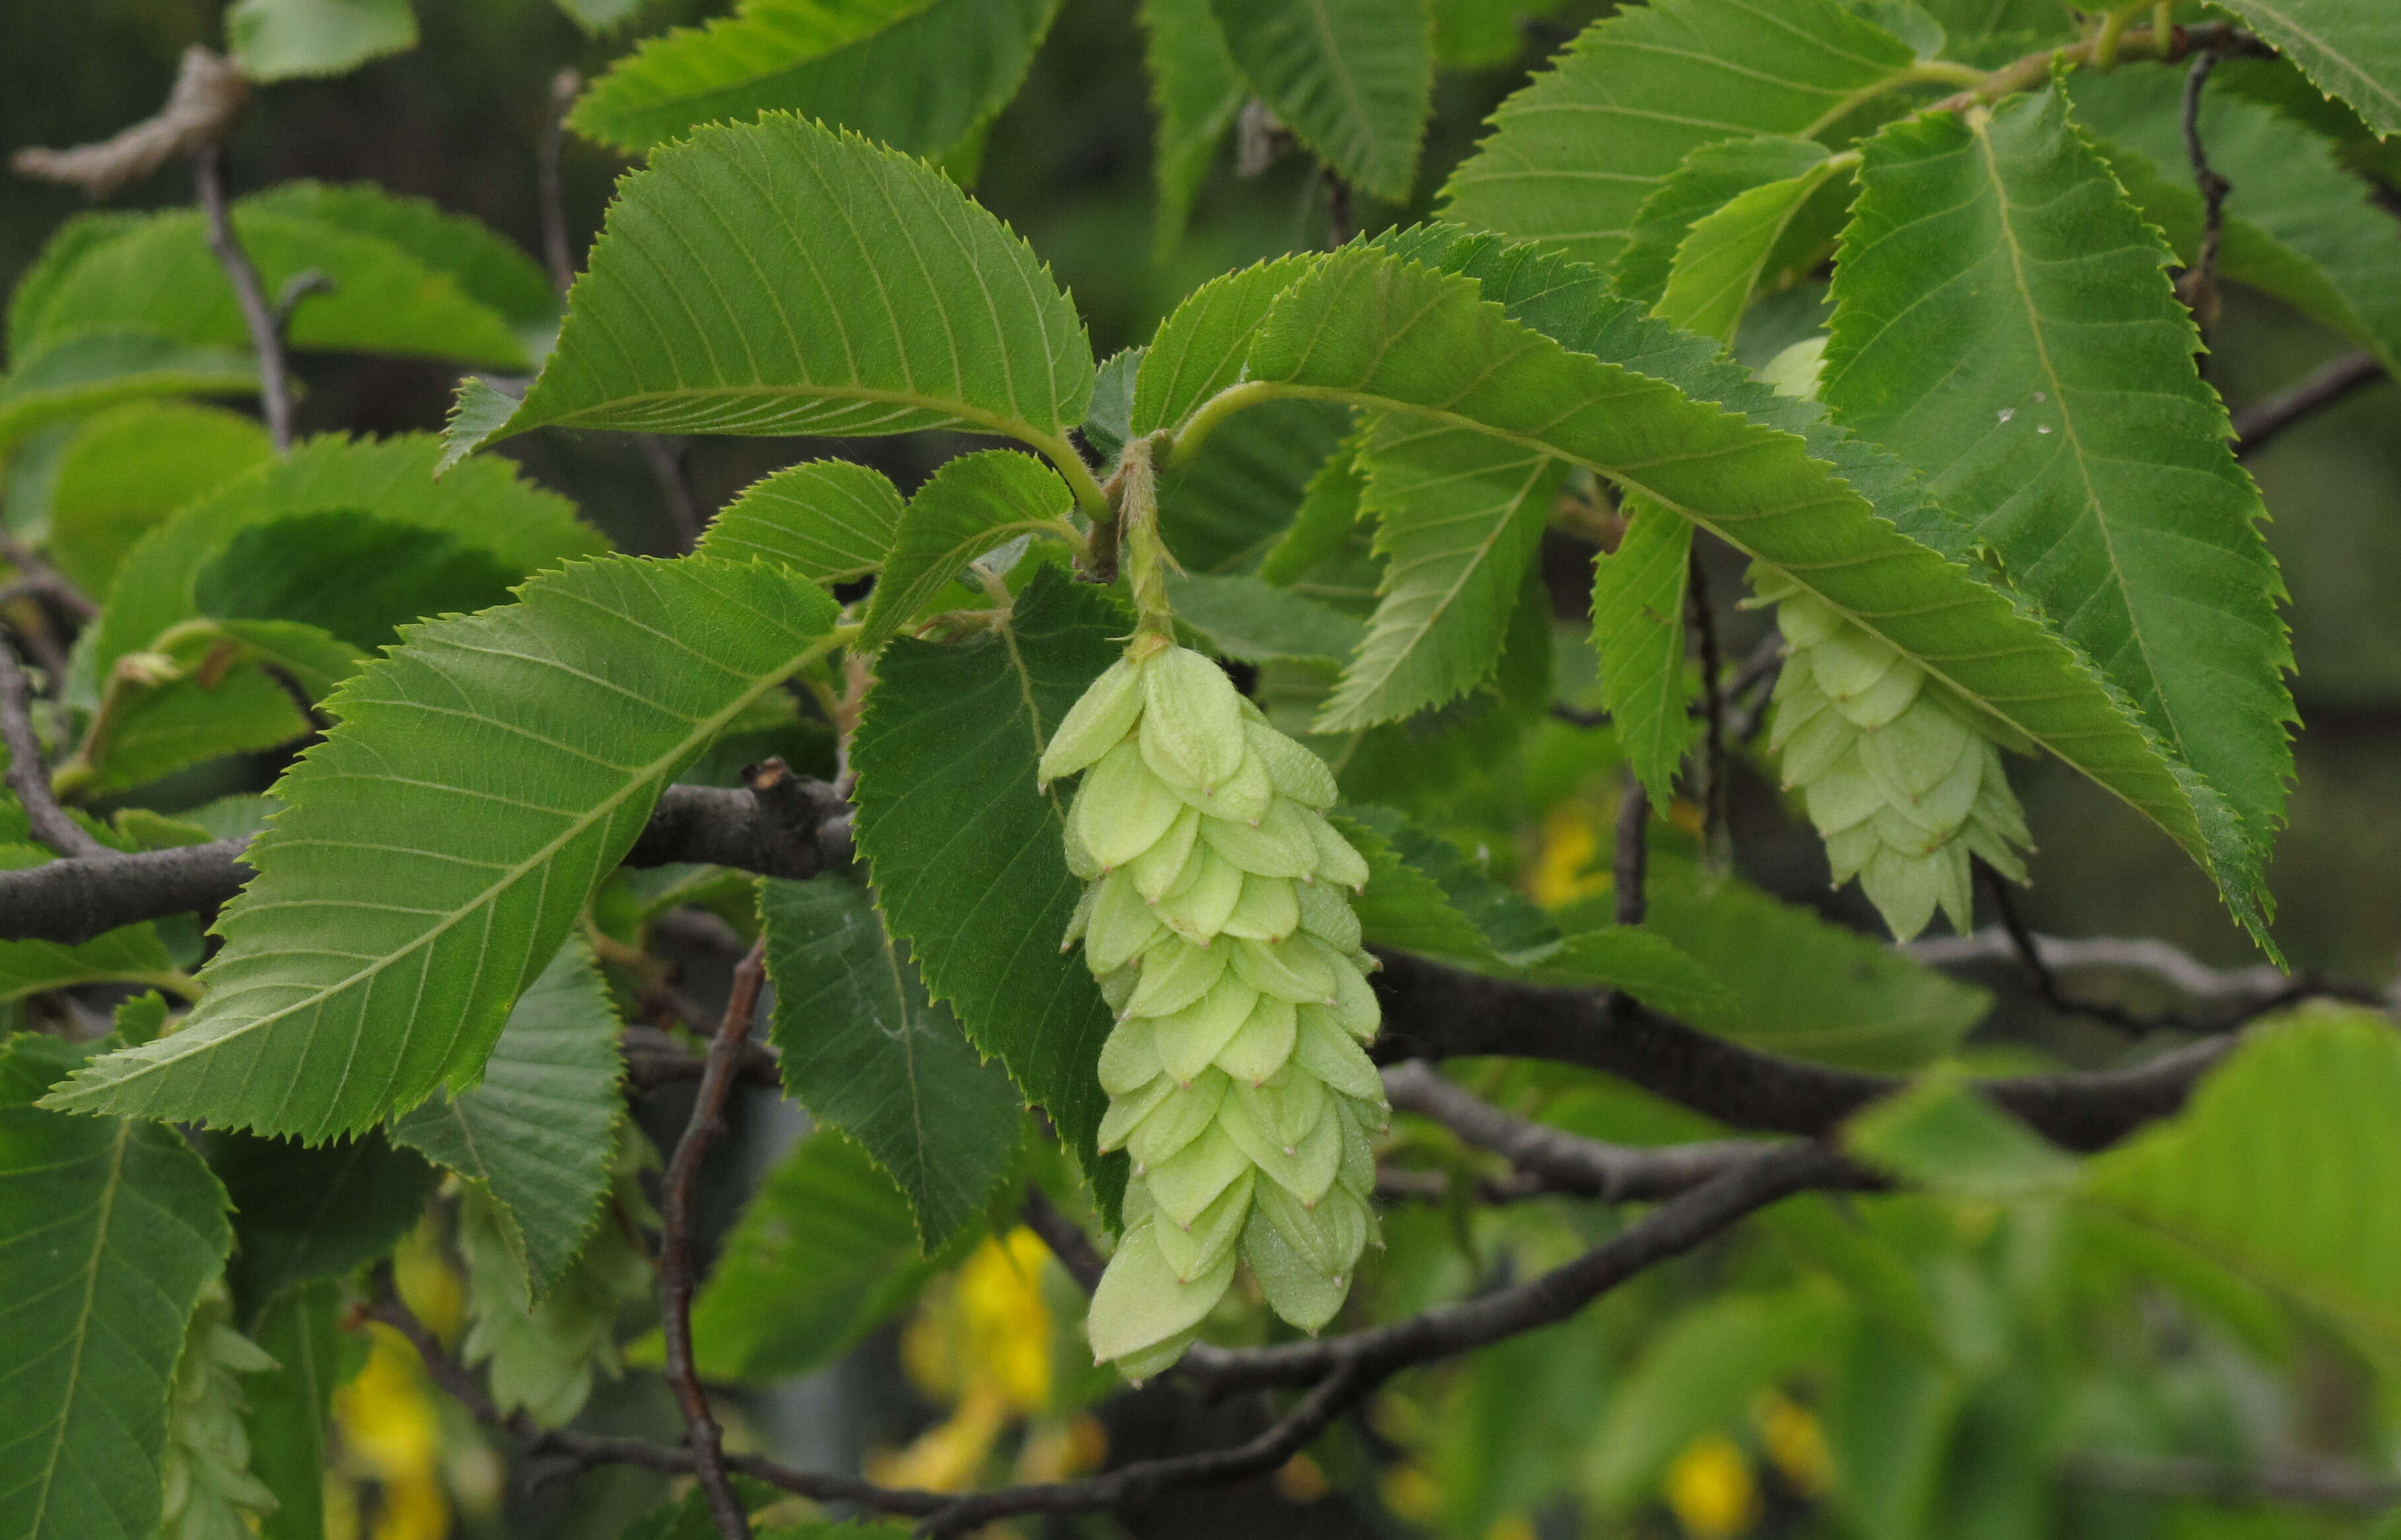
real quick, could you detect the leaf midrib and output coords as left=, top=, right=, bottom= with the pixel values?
left=1965, top=114, right=2190, bottom=774
left=27, top=1120, right=130, bottom=1538
left=65, top=623, right=832, bottom=1106
left=1232, top=377, right=2200, bottom=854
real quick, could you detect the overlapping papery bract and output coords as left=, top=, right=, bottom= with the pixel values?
left=1753, top=567, right=2033, bottom=940
left=1041, top=637, right=1386, bottom=1378
left=160, top=1279, right=278, bottom=1540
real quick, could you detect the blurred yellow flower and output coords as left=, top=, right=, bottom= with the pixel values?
left=902, top=1227, right=1055, bottom=1413
left=1529, top=802, right=1609, bottom=907
left=1755, top=1391, right=1830, bottom=1496
left=328, top=1323, right=450, bottom=1540
left=1665, top=1432, right=1758, bottom=1540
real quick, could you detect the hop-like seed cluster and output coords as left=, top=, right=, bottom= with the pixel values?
left=160, top=1279, right=278, bottom=1540
left=1755, top=568, right=2033, bottom=939
left=1041, top=636, right=1386, bottom=1379
left=459, top=1133, right=657, bottom=1428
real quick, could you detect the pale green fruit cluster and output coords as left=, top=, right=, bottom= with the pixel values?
left=1756, top=568, right=2033, bottom=940
left=458, top=1133, right=656, bottom=1427
left=159, top=1279, right=278, bottom=1540
left=1041, top=637, right=1387, bottom=1379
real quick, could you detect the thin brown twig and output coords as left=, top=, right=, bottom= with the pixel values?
left=1613, top=774, right=1650, bottom=928
left=1020, top=1185, right=1107, bottom=1294
left=0, top=538, right=97, bottom=622
left=2176, top=48, right=2231, bottom=338
left=0, top=644, right=106, bottom=859
left=10, top=46, right=248, bottom=197
left=659, top=936, right=769, bottom=1539
left=2062, top=1451, right=2401, bottom=1510
left=195, top=149, right=297, bottom=452
left=1686, top=552, right=1729, bottom=855
left=2233, top=350, right=2386, bottom=456
left=538, top=69, right=581, bottom=295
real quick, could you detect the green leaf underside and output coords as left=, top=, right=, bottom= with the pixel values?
left=241, top=180, right=563, bottom=351
left=1440, top=0, right=1920, bottom=270
left=0, top=1037, right=232, bottom=1540
left=89, top=434, right=600, bottom=703
left=761, top=876, right=1022, bottom=1250
left=1318, top=417, right=1562, bottom=731
left=697, top=458, right=905, bottom=583
left=1140, top=0, right=1245, bottom=253
left=0, top=335, right=258, bottom=456
left=1132, top=256, right=1321, bottom=436
left=1202, top=234, right=2244, bottom=927
left=1822, top=90, right=2292, bottom=909
left=46, top=557, right=841, bottom=1138
left=686, top=1128, right=967, bottom=1382
left=15, top=205, right=530, bottom=372
left=1338, top=804, right=1561, bottom=962
left=1657, top=147, right=1847, bottom=343
left=45, top=402, right=273, bottom=596
left=570, top=0, right=1064, bottom=158
left=1845, top=1073, right=2081, bottom=1199
left=390, top=938, right=626, bottom=1298
left=2204, top=0, right=2401, bottom=137
left=2070, top=69, right=2401, bottom=379
left=447, top=116, right=1094, bottom=464
left=1616, top=135, right=1834, bottom=310
left=1205, top=0, right=1433, bottom=202
left=1631, top=871, right=1988, bottom=1070
left=851, top=566, right=1124, bottom=1211
left=218, top=1129, right=440, bottom=1323
left=1166, top=571, right=1365, bottom=664
left=2087, top=1011, right=2401, bottom=1370
left=1589, top=494, right=1698, bottom=808
left=228, top=0, right=419, bottom=81
left=862, top=449, right=1072, bottom=645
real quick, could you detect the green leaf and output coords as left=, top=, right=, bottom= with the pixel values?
left=45, top=556, right=841, bottom=1139
left=2205, top=0, right=2401, bottom=137
left=2070, top=67, right=2401, bottom=378
left=1846, top=1072, right=2081, bottom=1199
left=2085, top=1009, right=2401, bottom=1372
left=1825, top=1330, right=1963, bottom=1540
left=686, top=1128, right=969, bottom=1382
left=1259, top=431, right=1367, bottom=587
left=17, top=206, right=532, bottom=372
left=1617, top=135, right=1836, bottom=312
left=88, top=433, right=600, bottom=699
left=0, top=1036, right=233, bottom=1540
left=1333, top=808, right=1507, bottom=962
left=761, top=876, right=1024, bottom=1250
left=553, top=0, right=646, bottom=30
left=195, top=511, right=525, bottom=652
left=1441, top=0, right=1922, bottom=270
left=1317, top=417, right=1563, bottom=731
left=861, top=450, right=1074, bottom=646
left=568, top=0, right=1064, bottom=158
left=1527, top=926, right=1743, bottom=1026
left=0, top=917, right=185, bottom=1004
left=1586, top=1284, right=1852, bottom=1503
left=1082, top=346, right=1142, bottom=464
left=1657, top=144, right=1848, bottom=343
left=697, top=458, right=905, bottom=584
left=1165, top=571, right=1365, bottom=664
left=1133, top=256, right=1317, bottom=436
left=227, top=0, right=419, bottom=81
left=244, top=1279, right=347, bottom=1540
left=1205, top=0, right=1433, bottom=201
left=42, top=402, right=272, bottom=596
left=1209, top=232, right=2258, bottom=939
left=0, top=335, right=258, bottom=458
left=1614, top=869, right=1989, bottom=1069
left=217, top=1129, right=440, bottom=1323
left=73, top=667, right=322, bottom=800
left=1140, top=0, right=1245, bottom=254
left=1339, top=803, right=1560, bottom=961
left=851, top=565, right=1123, bottom=1207
left=240, top=181, right=563, bottom=359
left=1587, top=493, right=1698, bottom=807
left=390, top=938, right=627, bottom=1298
left=1159, top=398, right=1352, bottom=574
left=447, top=116, right=1095, bottom=467
left=1821, top=88, right=2293, bottom=914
